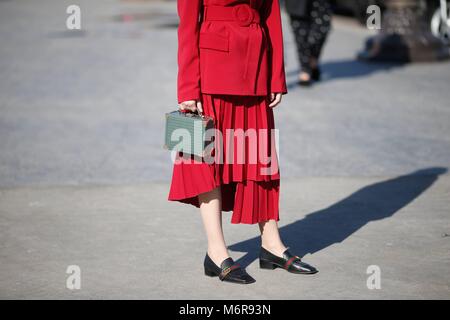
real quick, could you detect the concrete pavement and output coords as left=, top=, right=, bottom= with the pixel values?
left=0, top=0, right=449, bottom=299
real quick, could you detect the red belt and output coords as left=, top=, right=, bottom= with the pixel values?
left=203, top=4, right=263, bottom=88
left=203, top=4, right=261, bottom=27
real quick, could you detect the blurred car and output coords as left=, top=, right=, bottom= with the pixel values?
left=331, top=0, right=384, bottom=23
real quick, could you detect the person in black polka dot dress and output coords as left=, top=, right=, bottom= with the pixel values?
left=285, top=0, right=332, bottom=86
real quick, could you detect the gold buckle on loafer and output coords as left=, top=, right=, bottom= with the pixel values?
left=284, top=256, right=301, bottom=270
left=219, top=264, right=240, bottom=281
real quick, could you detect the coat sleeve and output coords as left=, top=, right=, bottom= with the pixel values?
left=262, top=0, right=288, bottom=94
left=177, top=0, right=203, bottom=103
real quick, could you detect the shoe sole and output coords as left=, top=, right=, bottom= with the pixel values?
left=259, top=259, right=318, bottom=275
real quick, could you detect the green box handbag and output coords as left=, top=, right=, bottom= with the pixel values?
left=164, top=110, right=214, bottom=157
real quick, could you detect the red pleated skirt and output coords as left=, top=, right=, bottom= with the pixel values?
left=168, top=94, right=280, bottom=224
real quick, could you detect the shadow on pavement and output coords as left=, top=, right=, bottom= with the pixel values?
left=229, top=167, right=447, bottom=268
left=286, top=58, right=405, bottom=89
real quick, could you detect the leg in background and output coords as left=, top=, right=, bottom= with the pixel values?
left=198, top=187, right=230, bottom=266
left=289, top=15, right=314, bottom=82
left=258, top=219, right=319, bottom=274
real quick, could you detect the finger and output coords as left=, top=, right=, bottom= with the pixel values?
left=196, top=101, right=203, bottom=114
left=185, top=102, right=195, bottom=111
left=181, top=101, right=192, bottom=109
left=180, top=100, right=194, bottom=108
left=275, top=94, right=282, bottom=106
left=270, top=93, right=275, bottom=102
left=269, top=94, right=281, bottom=108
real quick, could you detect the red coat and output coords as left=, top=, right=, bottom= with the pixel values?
left=177, top=0, right=287, bottom=103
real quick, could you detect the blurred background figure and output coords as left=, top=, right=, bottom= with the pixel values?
left=285, top=0, right=332, bottom=86
left=358, top=0, right=449, bottom=62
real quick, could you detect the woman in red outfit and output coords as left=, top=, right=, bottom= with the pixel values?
left=169, top=0, right=318, bottom=284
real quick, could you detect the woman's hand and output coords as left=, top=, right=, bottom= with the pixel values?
left=269, top=93, right=282, bottom=108
left=179, top=100, right=203, bottom=114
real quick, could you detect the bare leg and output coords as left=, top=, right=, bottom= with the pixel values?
left=198, top=187, right=230, bottom=266
left=299, top=71, right=312, bottom=82
left=259, top=220, right=287, bottom=257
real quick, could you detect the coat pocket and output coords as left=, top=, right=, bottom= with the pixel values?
left=199, top=31, right=229, bottom=52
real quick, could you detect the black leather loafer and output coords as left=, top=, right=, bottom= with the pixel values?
left=259, top=247, right=318, bottom=275
left=311, top=67, right=322, bottom=81
left=204, top=254, right=256, bottom=284
left=297, top=71, right=313, bottom=87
